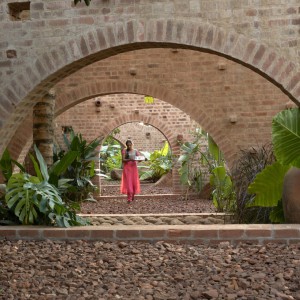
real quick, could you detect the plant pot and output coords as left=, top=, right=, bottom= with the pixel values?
left=282, top=167, right=300, bottom=223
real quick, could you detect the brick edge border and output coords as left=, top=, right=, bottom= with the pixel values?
left=0, top=224, right=299, bottom=245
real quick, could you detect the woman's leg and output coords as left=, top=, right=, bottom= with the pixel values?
left=127, top=193, right=132, bottom=202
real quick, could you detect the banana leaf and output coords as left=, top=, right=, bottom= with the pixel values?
left=272, top=108, right=300, bottom=166
left=248, top=162, right=291, bottom=207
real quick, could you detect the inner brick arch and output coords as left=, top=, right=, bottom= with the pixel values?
left=97, top=113, right=179, bottom=192
left=2, top=18, right=300, bottom=158
left=98, top=113, right=177, bottom=151
left=12, top=82, right=231, bottom=171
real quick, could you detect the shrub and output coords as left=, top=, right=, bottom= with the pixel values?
left=139, top=142, right=173, bottom=182
left=231, top=144, right=275, bottom=223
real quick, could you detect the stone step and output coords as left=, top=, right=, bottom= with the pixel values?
left=79, top=213, right=227, bottom=217
left=95, top=194, right=184, bottom=200
left=79, top=212, right=234, bottom=226
left=101, top=183, right=152, bottom=188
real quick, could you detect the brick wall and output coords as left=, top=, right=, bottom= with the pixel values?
left=54, top=93, right=199, bottom=153
left=0, top=0, right=299, bottom=169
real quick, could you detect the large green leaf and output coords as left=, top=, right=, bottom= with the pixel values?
left=160, top=142, right=169, bottom=156
left=11, top=159, right=26, bottom=173
left=139, top=169, right=154, bottom=180
left=33, top=145, right=49, bottom=181
left=269, top=200, right=285, bottom=223
left=208, top=135, right=222, bottom=163
left=272, top=108, right=300, bottom=166
left=49, top=151, right=78, bottom=184
left=0, top=149, right=13, bottom=181
left=29, top=153, right=43, bottom=181
left=70, top=135, right=80, bottom=151
left=181, top=142, right=198, bottom=154
left=248, top=162, right=291, bottom=207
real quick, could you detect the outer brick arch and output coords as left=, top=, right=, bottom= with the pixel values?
left=2, top=18, right=300, bottom=158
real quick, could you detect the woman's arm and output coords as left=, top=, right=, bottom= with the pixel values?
left=135, top=150, right=145, bottom=162
left=122, top=149, right=133, bottom=162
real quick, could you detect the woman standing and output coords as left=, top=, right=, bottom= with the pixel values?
left=120, top=140, right=143, bottom=203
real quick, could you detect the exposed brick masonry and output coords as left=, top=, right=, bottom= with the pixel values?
left=0, top=224, right=299, bottom=245
left=0, top=1, right=299, bottom=161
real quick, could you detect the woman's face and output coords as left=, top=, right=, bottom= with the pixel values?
left=127, top=142, right=133, bottom=149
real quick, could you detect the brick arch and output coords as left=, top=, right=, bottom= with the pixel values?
left=13, top=80, right=234, bottom=172
left=11, top=80, right=235, bottom=173
left=98, top=113, right=179, bottom=193
left=98, top=113, right=178, bottom=152
left=2, top=18, right=300, bottom=157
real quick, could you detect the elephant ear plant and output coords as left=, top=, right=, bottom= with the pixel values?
left=248, top=108, right=300, bottom=223
left=3, top=145, right=89, bottom=227
left=0, top=149, right=25, bottom=224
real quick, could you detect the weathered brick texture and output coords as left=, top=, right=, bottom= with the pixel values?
left=1, top=224, right=300, bottom=245
left=54, top=94, right=199, bottom=154
left=0, top=0, right=299, bottom=171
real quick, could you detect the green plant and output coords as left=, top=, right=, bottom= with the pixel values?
left=206, top=135, right=235, bottom=212
left=5, top=145, right=89, bottom=227
left=6, top=173, right=61, bottom=225
left=139, top=142, right=173, bottom=182
left=0, top=149, right=25, bottom=182
left=55, top=131, right=101, bottom=202
left=0, top=149, right=25, bottom=224
left=100, top=134, right=122, bottom=174
left=178, top=129, right=235, bottom=211
left=248, top=108, right=300, bottom=223
left=178, top=130, right=207, bottom=198
left=210, top=166, right=235, bottom=212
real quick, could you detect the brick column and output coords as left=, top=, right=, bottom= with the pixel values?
left=33, top=90, right=55, bottom=166
left=172, top=144, right=182, bottom=193
left=91, top=145, right=101, bottom=195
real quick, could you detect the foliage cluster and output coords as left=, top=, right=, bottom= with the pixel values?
left=0, top=131, right=101, bottom=227
left=54, top=132, right=101, bottom=203
left=139, top=142, right=173, bottom=182
left=178, top=108, right=300, bottom=223
left=100, top=132, right=122, bottom=175
left=247, top=108, right=300, bottom=223
left=178, top=129, right=235, bottom=212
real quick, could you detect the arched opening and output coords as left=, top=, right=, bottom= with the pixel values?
left=8, top=46, right=296, bottom=172
left=98, top=122, right=173, bottom=198
left=1, top=19, right=299, bottom=158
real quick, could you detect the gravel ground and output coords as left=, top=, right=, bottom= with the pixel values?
left=1, top=181, right=299, bottom=299
left=81, top=197, right=216, bottom=215
left=82, top=181, right=216, bottom=215
left=0, top=240, right=299, bottom=299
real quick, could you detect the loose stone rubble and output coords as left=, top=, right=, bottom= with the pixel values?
left=0, top=240, right=299, bottom=299
left=86, top=214, right=233, bottom=226
left=1, top=183, right=299, bottom=299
